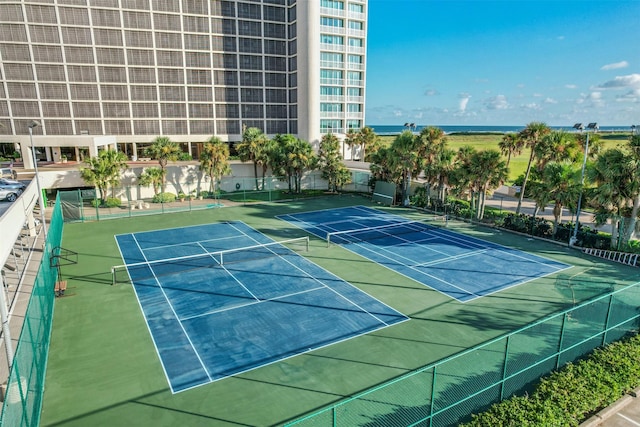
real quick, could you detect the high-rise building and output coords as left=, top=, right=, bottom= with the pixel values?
left=0, top=0, right=367, bottom=163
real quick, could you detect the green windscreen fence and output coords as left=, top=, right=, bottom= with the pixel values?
left=286, top=281, right=640, bottom=426
left=0, top=194, right=62, bottom=427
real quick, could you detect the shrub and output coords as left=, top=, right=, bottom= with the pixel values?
left=177, top=152, right=192, bottom=161
left=152, top=192, right=176, bottom=203
left=462, top=333, right=640, bottom=427
left=104, top=197, right=121, bottom=208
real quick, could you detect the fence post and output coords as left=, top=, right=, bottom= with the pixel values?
left=500, top=335, right=511, bottom=400
left=428, top=365, right=437, bottom=427
left=556, top=313, right=568, bottom=369
left=602, top=294, right=614, bottom=346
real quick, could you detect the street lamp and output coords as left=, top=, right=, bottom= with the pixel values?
left=28, top=120, right=47, bottom=237
left=569, top=122, right=598, bottom=246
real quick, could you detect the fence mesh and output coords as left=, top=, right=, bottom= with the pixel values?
left=58, top=172, right=373, bottom=222
left=285, top=282, right=640, bottom=426
left=0, top=194, right=62, bottom=427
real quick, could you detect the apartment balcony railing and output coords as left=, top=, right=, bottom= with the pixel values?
left=320, top=78, right=344, bottom=86
left=320, top=43, right=346, bottom=53
left=320, top=61, right=345, bottom=69
left=320, top=7, right=346, bottom=18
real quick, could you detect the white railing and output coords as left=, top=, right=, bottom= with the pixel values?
left=320, top=78, right=344, bottom=85
left=320, top=61, right=345, bottom=69
left=320, top=7, right=346, bottom=17
left=320, top=43, right=346, bottom=53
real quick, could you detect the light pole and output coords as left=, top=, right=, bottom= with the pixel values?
left=28, top=120, right=47, bottom=237
left=569, top=122, right=598, bottom=246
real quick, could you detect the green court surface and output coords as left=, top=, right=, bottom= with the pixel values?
left=40, top=195, right=639, bottom=427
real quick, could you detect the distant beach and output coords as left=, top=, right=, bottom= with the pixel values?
left=368, top=124, right=632, bottom=135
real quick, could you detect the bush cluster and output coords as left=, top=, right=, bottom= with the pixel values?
left=462, top=333, right=640, bottom=426
left=152, top=192, right=176, bottom=203
left=90, top=197, right=121, bottom=208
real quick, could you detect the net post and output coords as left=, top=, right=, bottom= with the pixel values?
left=111, top=266, right=115, bottom=286
left=326, top=233, right=331, bottom=248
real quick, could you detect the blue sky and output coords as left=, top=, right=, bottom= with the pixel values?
left=364, top=0, right=640, bottom=127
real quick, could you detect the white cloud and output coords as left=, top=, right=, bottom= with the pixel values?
left=393, top=110, right=403, bottom=117
left=565, top=84, right=578, bottom=89
left=544, top=98, right=558, bottom=104
left=615, top=89, right=640, bottom=103
left=596, top=73, right=640, bottom=89
left=484, top=95, right=508, bottom=110
left=601, top=61, right=629, bottom=71
left=424, top=89, right=439, bottom=96
left=458, top=93, right=471, bottom=111
left=557, top=35, right=565, bottom=40
left=590, top=92, right=602, bottom=100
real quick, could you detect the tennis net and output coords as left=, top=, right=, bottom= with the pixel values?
left=112, top=236, right=309, bottom=285
left=326, top=217, right=445, bottom=247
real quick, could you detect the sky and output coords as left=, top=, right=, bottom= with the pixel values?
left=364, top=0, right=640, bottom=127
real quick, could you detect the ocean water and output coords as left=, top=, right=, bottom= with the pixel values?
left=368, top=124, right=631, bottom=135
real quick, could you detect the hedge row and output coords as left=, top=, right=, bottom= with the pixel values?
left=461, top=333, right=640, bottom=427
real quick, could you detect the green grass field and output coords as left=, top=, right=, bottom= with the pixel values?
left=41, top=196, right=639, bottom=426
left=378, top=132, right=630, bottom=184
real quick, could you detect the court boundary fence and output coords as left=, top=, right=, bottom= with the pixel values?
left=285, top=281, right=640, bottom=426
left=0, top=194, right=62, bottom=427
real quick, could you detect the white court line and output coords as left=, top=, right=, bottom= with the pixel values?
left=180, top=285, right=326, bottom=321
left=348, top=239, right=480, bottom=301
left=228, top=222, right=401, bottom=326
left=618, top=413, right=640, bottom=426
left=130, top=234, right=212, bottom=391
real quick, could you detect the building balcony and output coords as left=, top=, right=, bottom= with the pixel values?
left=320, top=111, right=345, bottom=119
left=320, top=78, right=344, bottom=86
left=348, top=11, right=365, bottom=20
left=347, top=80, right=364, bottom=87
left=348, top=29, right=365, bottom=37
left=320, top=95, right=345, bottom=102
left=348, top=46, right=365, bottom=54
left=320, top=26, right=346, bottom=36
left=347, top=62, right=364, bottom=70
left=320, top=7, right=346, bottom=17
left=346, top=96, right=364, bottom=103
left=320, top=61, right=345, bottom=69
left=320, top=43, right=346, bottom=53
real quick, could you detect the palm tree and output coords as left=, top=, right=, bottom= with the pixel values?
left=199, top=136, right=231, bottom=195
left=138, top=167, right=164, bottom=195
left=343, top=129, right=359, bottom=160
left=533, top=130, right=577, bottom=172
left=318, top=133, right=350, bottom=192
left=416, top=126, right=448, bottom=205
left=498, top=132, right=523, bottom=169
left=80, top=149, right=128, bottom=203
left=267, top=134, right=316, bottom=193
left=144, top=136, right=182, bottom=192
left=452, top=148, right=508, bottom=219
left=390, top=131, right=420, bottom=206
left=236, top=126, right=268, bottom=190
left=536, top=162, right=582, bottom=235
left=515, top=122, right=551, bottom=214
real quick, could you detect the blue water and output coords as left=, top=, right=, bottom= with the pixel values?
left=368, top=124, right=630, bottom=135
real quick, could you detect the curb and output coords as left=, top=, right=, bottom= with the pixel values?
left=580, top=386, right=640, bottom=426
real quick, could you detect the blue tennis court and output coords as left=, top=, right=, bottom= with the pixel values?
left=278, top=206, right=571, bottom=302
left=114, top=221, right=408, bottom=393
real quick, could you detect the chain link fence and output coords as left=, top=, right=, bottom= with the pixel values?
left=286, top=281, right=640, bottom=426
left=57, top=171, right=372, bottom=222
left=0, top=194, right=63, bottom=427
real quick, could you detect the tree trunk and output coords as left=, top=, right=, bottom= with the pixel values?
left=622, top=193, right=640, bottom=245
left=516, top=149, right=536, bottom=214
left=253, top=161, right=259, bottom=191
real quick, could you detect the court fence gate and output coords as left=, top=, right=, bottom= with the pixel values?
left=285, top=281, right=640, bottom=426
left=0, top=194, right=62, bottom=427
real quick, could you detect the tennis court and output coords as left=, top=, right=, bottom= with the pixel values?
left=279, top=206, right=571, bottom=302
left=114, top=221, right=408, bottom=393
